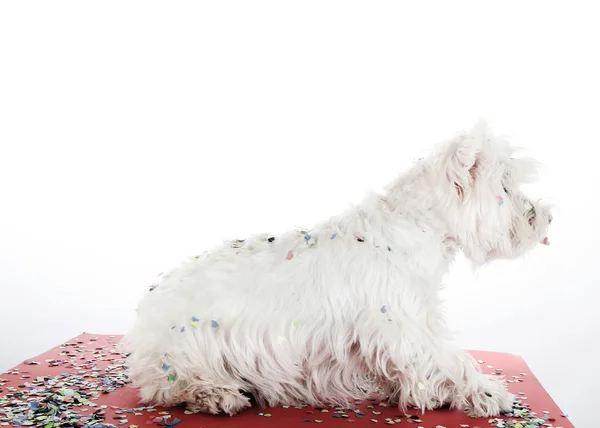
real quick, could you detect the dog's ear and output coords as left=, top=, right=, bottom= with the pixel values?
left=444, top=122, right=486, bottom=199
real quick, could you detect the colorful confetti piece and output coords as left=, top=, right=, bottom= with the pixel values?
left=305, top=233, right=317, bottom=246
left=211, top=320, right=219, bottom=328
left=165, top=417, right=181, bottom=426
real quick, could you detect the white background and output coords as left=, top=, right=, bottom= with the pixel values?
left=1, top=1, right=598, bottom=426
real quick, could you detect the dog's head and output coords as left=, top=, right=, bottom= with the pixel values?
left=436, top=121, right=551, bottom=264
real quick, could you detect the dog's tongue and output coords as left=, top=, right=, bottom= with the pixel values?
left=541, top=237, right=550, bottom=246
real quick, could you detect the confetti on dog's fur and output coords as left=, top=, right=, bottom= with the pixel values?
left=331, top=233, right=337, bottom=239
left=304, top=233, right=317, bottom=246
left=286, top=249, right=294, bottom=260
left=231, top=239, right=245, bottom=248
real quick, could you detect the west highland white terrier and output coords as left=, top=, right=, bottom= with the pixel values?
left=123, top=121, right=551, bottom=417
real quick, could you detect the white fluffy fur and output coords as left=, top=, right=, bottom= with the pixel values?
left=123, top=121, right=551, bottom=417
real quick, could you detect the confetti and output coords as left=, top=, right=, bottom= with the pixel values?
left=231, top=239, right=245, bottom=248
left=496, top=195, right=504, bottom=206
left=191, top=316, right=199, bottom=322
left=211, top=320, right=219, bottom=328
left=293, top=320, right=301, bottom=328
left=331, top=233, right=337, bottom=239
left=161, top=363, right=170, bottom=372
left=304, top=233, right=317, bottom=246
left=167, top=374, right=175, bottom=382
left=0, top=338, right=137, bottom=427
left=180, top=327, right=185, bottom=333
left=380, top=305, right=387, bottom=313
left=286, top=249, right=294, bottom=260
left=355, top=236, right=365, bottom=242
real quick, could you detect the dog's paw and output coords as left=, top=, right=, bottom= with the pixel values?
left=465, top=374, right=515, bottom=417
left=183, top=385, right=251, bottom=416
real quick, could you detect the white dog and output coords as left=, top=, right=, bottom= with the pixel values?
left=123, top=121, right=551, bottom=418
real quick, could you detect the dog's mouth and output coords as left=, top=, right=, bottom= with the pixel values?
left=525, top=204, right=550, bottom=246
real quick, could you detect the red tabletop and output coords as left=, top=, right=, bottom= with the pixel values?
left=0, top=333, right=573, bottom=428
